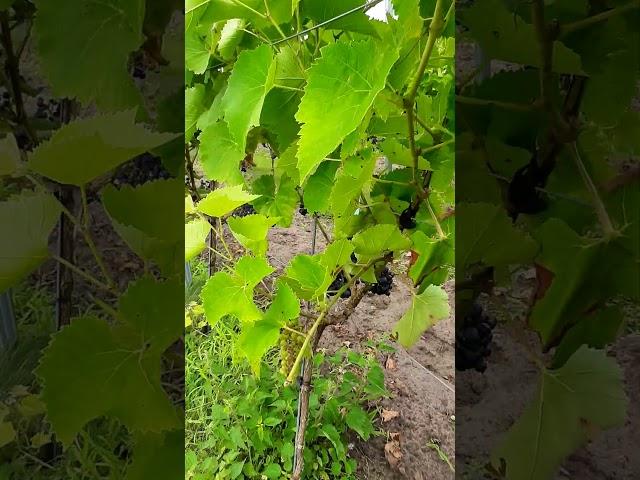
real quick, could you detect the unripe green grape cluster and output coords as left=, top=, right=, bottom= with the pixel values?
left=279, top=320, right=305, bottom=376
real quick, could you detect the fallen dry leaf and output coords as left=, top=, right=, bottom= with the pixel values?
left=390, top=432, right=400, bottom=440
left=385, top=356, right=397, bottom=370
left=384, top=439, right=402, bottom=469
left=381, top=409, right=400, bottom=422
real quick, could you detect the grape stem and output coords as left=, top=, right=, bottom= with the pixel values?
left=456, top=95, right=541, bottom=112
left=313, top=215, right=332, bottom=243
left=283, top=325, right=306, bottom=338
left=284, top=256, right=385, bottom=385
left=52, top=255, right=115, bottom=295
left=560, top=0, right=640, bottom=37
left=404, top=0, right=446, bottom=191
left=569, top=142, right=618, bottom=239
left=424, top=197, right=446, bottom=240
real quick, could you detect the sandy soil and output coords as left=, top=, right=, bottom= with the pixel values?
left=265, top=212, right=456, bottom=480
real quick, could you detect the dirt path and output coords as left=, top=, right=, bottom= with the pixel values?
left=266, top=213, right=456, bottom=480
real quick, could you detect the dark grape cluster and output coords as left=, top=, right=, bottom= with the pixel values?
left=399, top=204, right=418, bottom=230
left=0, top=90, right=11, bottom=111
left=232, top=204, right=256, bottom=217
left=455, top=303, right=496, bottom=373
left=327, top=271, right=351, bottom=299
left=131, top=53, right=147, bottom=80
left=299, top=202, right=308, bottom=216
left=369, top=267, right=394, bottom=296
left=35, top=96, right=61, bottom=122
left=112, top=153, right=171, bottom=187
left=279, top=320, right=305, bottom=376
left=198, top=178, right=214, bottom=191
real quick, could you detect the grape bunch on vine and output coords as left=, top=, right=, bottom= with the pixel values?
left=184, top=0, right=456, bottom=476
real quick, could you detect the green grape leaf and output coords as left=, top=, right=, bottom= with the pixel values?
left=302, top=0, right=380, bottom=37
left=345, top=405, right=374, bottom=440
left=390, top=0, right=422, bottom=43
left=0, top=134, right=20, bottom=176
left=185, top=85, right=207, bottom=141
left=352, top=224, right=412, bottom=260
left=197, top=185, right=261, bottom=217
left=330, top=151, right=377, bottom=217
left=459, top=0, right=583, bottom=74
left=28, top=110, right=176, bottom=186
left=185, top=219, right=211, bottom=261
left=284, top=254, right=331, bottom=300
left=0, top=191, right=61, bottom=293
left=200, top=256, right=274, bottom=325
left=102, top=179, right=183, bottom=276
left=118, top=276, right=184, bottom=354
left=185, top=195, right=196, bottom=215
left=530, top=219, right=637, bottom=347
left=237, top=281, right=299, bottom=376
left=37, top=277, right=182, bottom=445
left=394, top=284, right=449, bottom=348
left=492, top=347, right=627, bottom=480
left=0, top=421, right=15, bottom=448
left=33, top=0, right=144, bottom=110
left=380, top=138, right=429, bottom=169
left=296, top=39, right=398, bottom=182
left=195, top=0, right=292, bottom=25
left=303, top=160, right=339, bottom=214
left=552, top=307, right=623, bottom=368
left=185, top=27, right=211, bottom=74
left=251, top=174, right=297, bottom=227
left=227, top=214, right=278, bottom=257
left=409, top=231, right=454, bottom=287
left=261, top=88, right=302, bottom=154
left=320, top=239, right=355, bottom=272
left=125, top=430, right=184, bottom=480
left=221, top=45, right=276, bottom=148
left=218, top=19, right=245, bottom=60
left=198, top=121, right=245, bottom=186
left=581, top=21, right=638, bottom=125
left=456, top=202, right=538, bottom=271
left=274, top=143, right=300, bottom=186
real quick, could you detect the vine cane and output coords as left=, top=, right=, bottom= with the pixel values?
left=292, top=214, right=319, bottom=475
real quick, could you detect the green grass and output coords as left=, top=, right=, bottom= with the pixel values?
left=185, top=301, right=390, bottom=479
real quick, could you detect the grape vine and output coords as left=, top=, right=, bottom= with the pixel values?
left=185, top=0, right=456, bottom=477
left=0, top=0, right=184, bottom=477
left=457, top=0, right=639, bottom=477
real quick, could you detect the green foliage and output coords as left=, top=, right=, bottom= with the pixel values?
left=458, top=0, right=638, bottom=476
left=493, top=348, right=627, bottom=480
left=185, top=3, right=455, bottom=476
left=186, top=325, right=389, bottom=480
left=0, top=0, right=184, bottom=476
left=32, top=0, right=145, bottom=110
